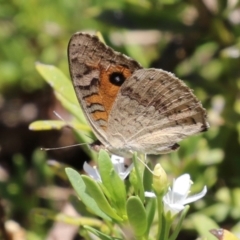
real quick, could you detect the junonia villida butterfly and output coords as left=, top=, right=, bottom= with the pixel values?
left=68, top=32, right=209, bottom=157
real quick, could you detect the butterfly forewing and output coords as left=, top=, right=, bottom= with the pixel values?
left=68, top=32, right=142, bottom=146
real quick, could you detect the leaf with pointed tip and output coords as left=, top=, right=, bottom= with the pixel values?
left=82, top=175, right=123, bottom=222
left=145, top=198, right=156, bottom=235
left=35, top=62, right=95, bottom=158
left=65, top=168, right=111, bottom=221
left=35, top=62, right=87, bottom=124
left=98, top=150, right=127, bottom=218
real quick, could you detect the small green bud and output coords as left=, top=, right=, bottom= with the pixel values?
left=152, top=163, right=168, bottom=196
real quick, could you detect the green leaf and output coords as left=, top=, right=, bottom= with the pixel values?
left=35, top=62, right=87, bottom=124
left=126, top=196, right=147, bottom=237
left=143, top=162, right=153, bottom=192
left=190, top=213, right=219, bottom=240
left=35, top=63, right=95, bottom=158
left=65, top=168, right=111, bottom=221
left=29, top=120, right=91, bottom=131
left=129, top=168, right=138, bottom=195
left=54, top=90, right=87, bottom=124
left=145, top=198, right=156, bottom=236
left=32, top=208, right=103, bottom=227
left=98, top=150, right=127, bottom=218
left=29, top=120, right=68, bottom=131
left=132, top=153, right=144, bottom=202
left=83, top=226, right=122, bottom=240
left=82, top=175, right=123, bottom=222
left=169, top=205, right=190, bottom=240
left=35, top=62, right=78, bottom=105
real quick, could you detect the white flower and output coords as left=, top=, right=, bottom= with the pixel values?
left=111, top=155, right=133, bottom=180
left=145, top=174, right=207, bottom=217
left=83, top=162, right=102, bottom=182
left=163, top=174, right=207, bottom=216
left=83, top=155, right=133, bottom=181
left=144, top=191, right=156, bottom=198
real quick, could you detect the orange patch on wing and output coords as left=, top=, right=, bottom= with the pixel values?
left=84, top=94, right=108, bottom=122
left=99, top=65, right=132, bottom=114
left=85, top=94, right=102, bottom=106
left=91, top=111, right=108, bottom=121
left=84, top=64, right=133, bottom=126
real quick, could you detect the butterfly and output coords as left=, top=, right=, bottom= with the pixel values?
left=68, top=32, right=209, bottom=157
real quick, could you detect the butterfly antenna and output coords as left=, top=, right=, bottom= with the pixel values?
left=52, top=110, right=94, bottom=141
left=41, top=143, right=89, bottom=151
left=135, top=154, right=155, bottom=175
left=53, top=110, right=65, bottom=121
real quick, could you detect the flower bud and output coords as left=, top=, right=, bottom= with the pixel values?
left=152, top=163, right=168, bottom=196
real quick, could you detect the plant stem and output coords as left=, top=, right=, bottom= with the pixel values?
left=163, top=217, right=172, bottom=240
left=169, top=205, right=190, bottom=240
left=133, top=153, right=144, bottom=202
left=156, top=197, right=163, bottom=240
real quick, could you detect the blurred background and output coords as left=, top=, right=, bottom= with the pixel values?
left=1, top=0, right=240, bottom=239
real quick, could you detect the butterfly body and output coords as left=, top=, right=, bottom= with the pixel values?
left=68, top=32, right=209, bottom=157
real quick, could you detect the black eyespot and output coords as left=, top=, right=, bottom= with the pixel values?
left=109, top=72, right=125, bottom=86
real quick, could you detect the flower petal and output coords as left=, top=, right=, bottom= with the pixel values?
left=183, top=186, right=207, bottom=205
left=144, top=191, right=156, bottom=198
left=83, top=162, right=102, bottom=182
left=172, top=174, right=192, bottom=195
left=163, top=202, right=185, bottom=216
left=111, top=155, right=133, bottom=180
left=162, top=173, right=207, bottom=217
left=171, top=174, right=192, bottom=203
left=111, top=155, right=124, bottom=164
left=119, top=163, right=134, bottom=180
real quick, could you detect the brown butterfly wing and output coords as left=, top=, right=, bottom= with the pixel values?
left=107, top=68, right=209, bottom=156
left=68, top=32, right=142, bottom=145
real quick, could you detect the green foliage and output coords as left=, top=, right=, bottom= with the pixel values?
left=98, top=151, right=127, bottom=218
left=1, top=0, right=240, bottom=239
left=65, top=152, right=155, bottom=239
left=126, top=196, right=148, bottom=237
left=0, top=150, right=54, bottom=239
left=32, top=62, right=96, bottom=158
